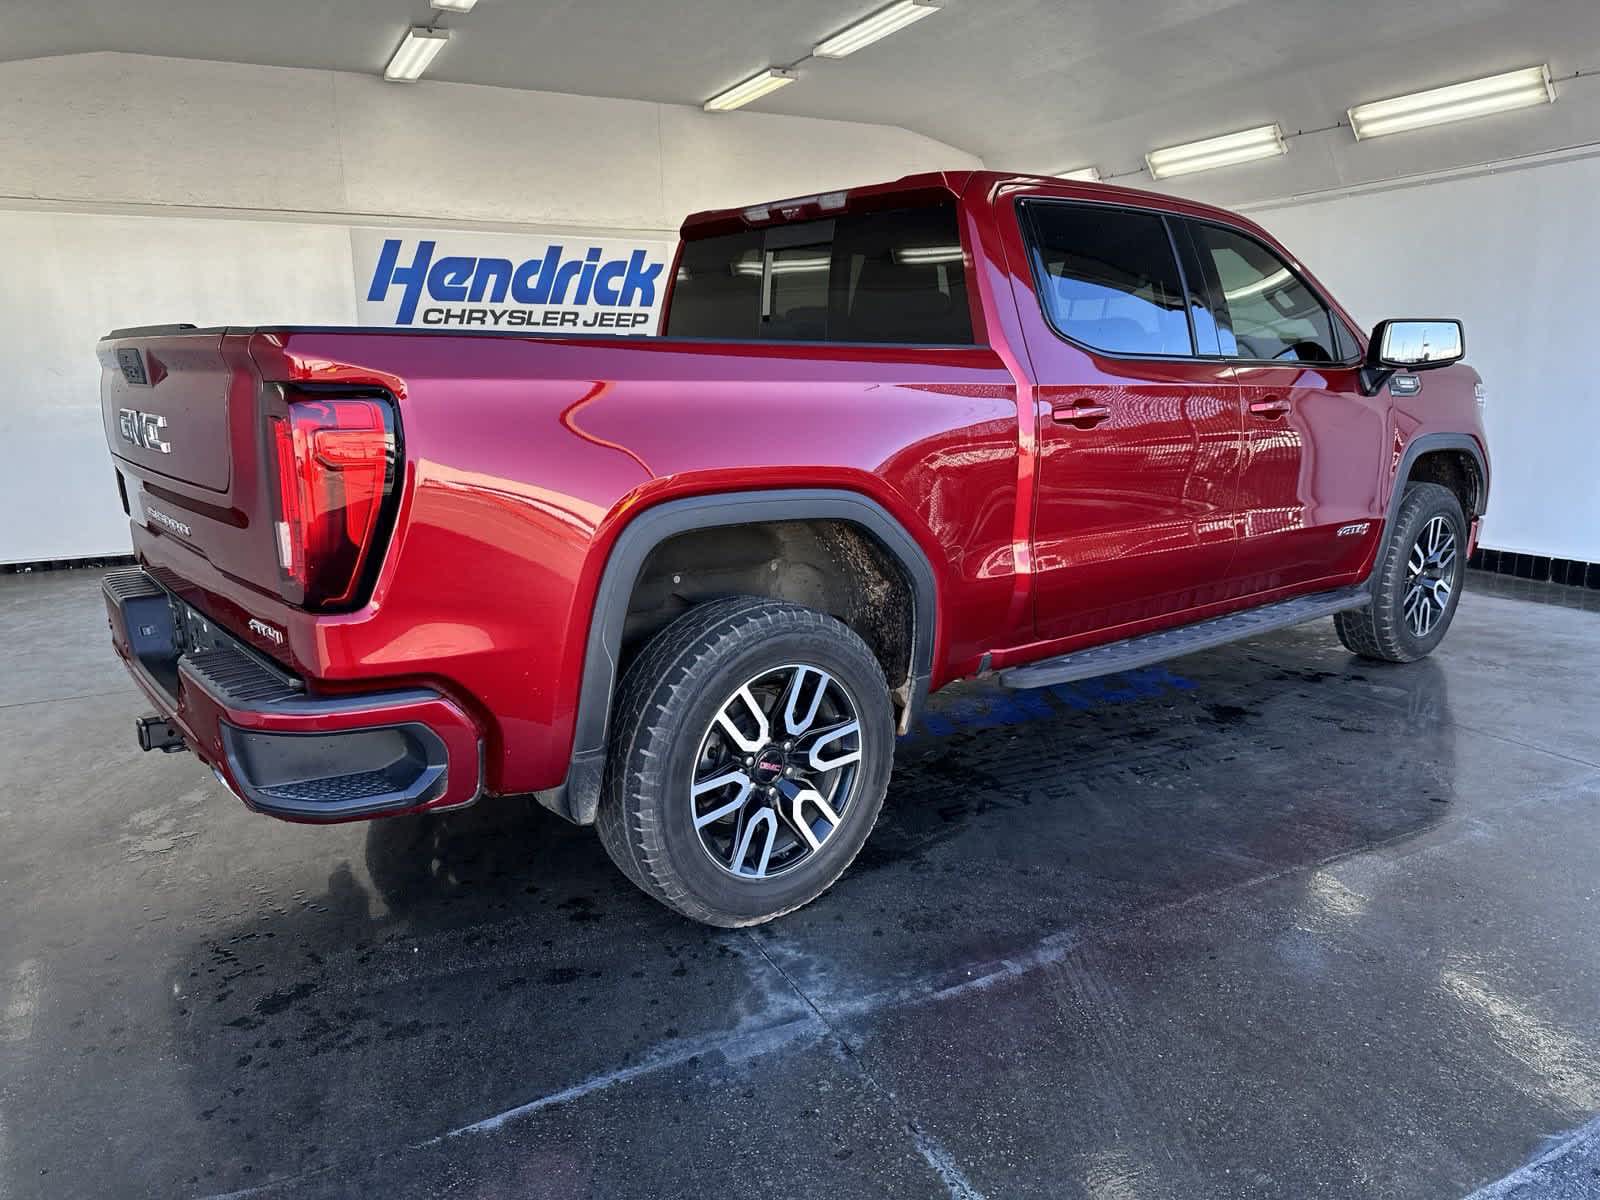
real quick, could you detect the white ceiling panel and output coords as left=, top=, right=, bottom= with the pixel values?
left=7, top=0, right=1598, bottom=197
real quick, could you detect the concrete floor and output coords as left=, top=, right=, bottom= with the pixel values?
left=2, top=570, right=1599, bottom=1200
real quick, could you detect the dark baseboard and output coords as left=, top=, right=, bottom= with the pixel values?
left=2, top=554, right=137, bottom=577
left=1469, top=547, right=1600, bottom=589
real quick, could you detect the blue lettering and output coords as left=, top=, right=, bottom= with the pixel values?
left=427, top=256, right=475, bottom=302
left=367, top=239, right=435, bottom=325
left=619, top=250, right=663, bottom=306
left=548, top=255, right=585, bottom=304
left=366, top=239, right=402, bottom=301
left=469, top=258, right=512, bottom=303
left=593, top=259, right=626, bottom=305
left=511, top=257, right=542, bottom=303
left=372, top=240, right=660, bottom=319
left=517, top=247, right=564, bottom=304
left=573, top=248, right=603, bottom=305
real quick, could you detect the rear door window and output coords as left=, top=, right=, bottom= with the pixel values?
left=1020, top=201, right=1195, bottom=357
left=1189, top=222, right=1341, bottom=363
left=665, top=203, right=973, bottom=344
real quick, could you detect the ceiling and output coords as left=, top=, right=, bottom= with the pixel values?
left=9, top=0, right=1600, bottom=193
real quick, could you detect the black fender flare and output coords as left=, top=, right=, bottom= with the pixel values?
left=1372, top=432, right=1488, bottom=584
left=537, top=488, right=939, bottom=825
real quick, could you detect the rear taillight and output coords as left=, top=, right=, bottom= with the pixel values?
left=268, top=397, right=396, bottom=609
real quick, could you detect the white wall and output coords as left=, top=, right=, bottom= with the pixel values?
left=9, top=52, right=1589, bottom=567
left=1, top=213, right=359, bottom=562
left=0, top=52, right=980, bottom=232
left=0, top=53, right=981, bottom=563
left=1250, top=151, right=1600, bottom=562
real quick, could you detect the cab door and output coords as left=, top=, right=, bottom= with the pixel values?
left=1004, top=197, right=1243, bottom=642
left=1180, top=219, right=1388, bottom=594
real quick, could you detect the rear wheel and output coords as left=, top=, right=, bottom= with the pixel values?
left=597, top=596, right=894, bottom=927
left=1335, top=481, right=1466, bottom=662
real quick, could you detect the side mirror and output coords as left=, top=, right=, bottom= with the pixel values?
left=1370, top=318, right=1465, bottom=370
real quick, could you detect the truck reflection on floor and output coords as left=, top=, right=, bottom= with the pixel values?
left=164, top=648, right=1456, bottom=1191
left=356, top=654, right=1454, bottom=918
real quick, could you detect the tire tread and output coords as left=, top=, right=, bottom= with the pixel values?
left=597, top=596, right=889, bottom=927
left=1335, top=481, right=1464, bottom=662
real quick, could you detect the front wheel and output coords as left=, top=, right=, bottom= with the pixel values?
left=597, top=596, right=895, bottom=927
left=1335, top=481, right=1467, bottom=662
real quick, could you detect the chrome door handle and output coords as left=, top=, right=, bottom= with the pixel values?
left=1052, top=402, right=1112, bottom=427
left=1249, top=397, right=1291, bottom=417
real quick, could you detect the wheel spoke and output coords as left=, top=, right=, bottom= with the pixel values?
left=781, top=783, right=842, bottom=852
left=691, top=769, right=752, bottom=829
left=1416, top=591, right=1436, bottom=635
left=1403, top=587, right=1427, bottom=635
left=730, top=807, right=778, bottom=877
left=799, top=719, right=862, bottom=773
left=781, top=666, right=832, bottom=736
left=714, top=685, right=770, bottom=753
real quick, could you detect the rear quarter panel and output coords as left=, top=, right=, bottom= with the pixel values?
left=254, top=331, right=1021, bottom=794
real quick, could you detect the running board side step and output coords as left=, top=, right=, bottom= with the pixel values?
left=999, top=586, right=1371, bottom=689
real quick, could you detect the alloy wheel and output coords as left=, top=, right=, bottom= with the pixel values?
left=690, top=664, right=863, bottom=880
left=1404, top=515, right=1458, bottom=638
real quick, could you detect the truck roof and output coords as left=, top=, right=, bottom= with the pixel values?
left=678, top=169, right=1279, bottom=245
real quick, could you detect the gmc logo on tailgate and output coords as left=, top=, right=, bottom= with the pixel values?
left=118, top=408, right=172, bottom=454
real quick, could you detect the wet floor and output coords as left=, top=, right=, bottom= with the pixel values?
left=2, top=569, right=1598, bottom=1199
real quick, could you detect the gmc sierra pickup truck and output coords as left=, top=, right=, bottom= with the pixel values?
left=100, top=170, right=1488, bottom=926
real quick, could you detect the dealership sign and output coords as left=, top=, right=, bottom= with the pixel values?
left=350, top=229, right=673, bottom=333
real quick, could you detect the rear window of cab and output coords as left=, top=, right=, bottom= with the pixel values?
left=666, top=202, right=974, bottom=345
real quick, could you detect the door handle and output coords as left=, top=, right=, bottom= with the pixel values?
left=1249, top=397, right=1291, bottom=418
left=1051, top=401, right=1112, bottom=428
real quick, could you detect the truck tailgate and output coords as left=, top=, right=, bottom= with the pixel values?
left=97, top=327, right=291, bottom=623
left=100, top=329, right=234, bottom=493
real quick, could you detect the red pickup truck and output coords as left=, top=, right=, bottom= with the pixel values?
left=99, top=170, right=1488, bottom=926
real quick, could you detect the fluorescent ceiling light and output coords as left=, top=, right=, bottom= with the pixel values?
left=384, top=27, right=450, bottom=82
left=1146, top=124, right=1286, bottom=179
left=732, top=255, right=833, bottom=277
left=814, top=0, right=942, bottom=58
left=1348, top=65, right=1554, bottom=141
left=1224, top=267, right=1292, bottom=302
left=893, top=245, right=964, bottom=265
left=429, top=0, right=478, bottom=11
left=1055, top=166, right=1101, bottom=182
left=704, top=68, right=798, bottom=113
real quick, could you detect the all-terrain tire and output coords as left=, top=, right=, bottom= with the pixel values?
left=1335, top=482, right=1467, bottom=662
left=596, top=596, right=894, bottom=927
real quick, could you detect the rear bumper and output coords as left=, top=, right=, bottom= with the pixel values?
left=104, top=569, right=483, bottom=822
